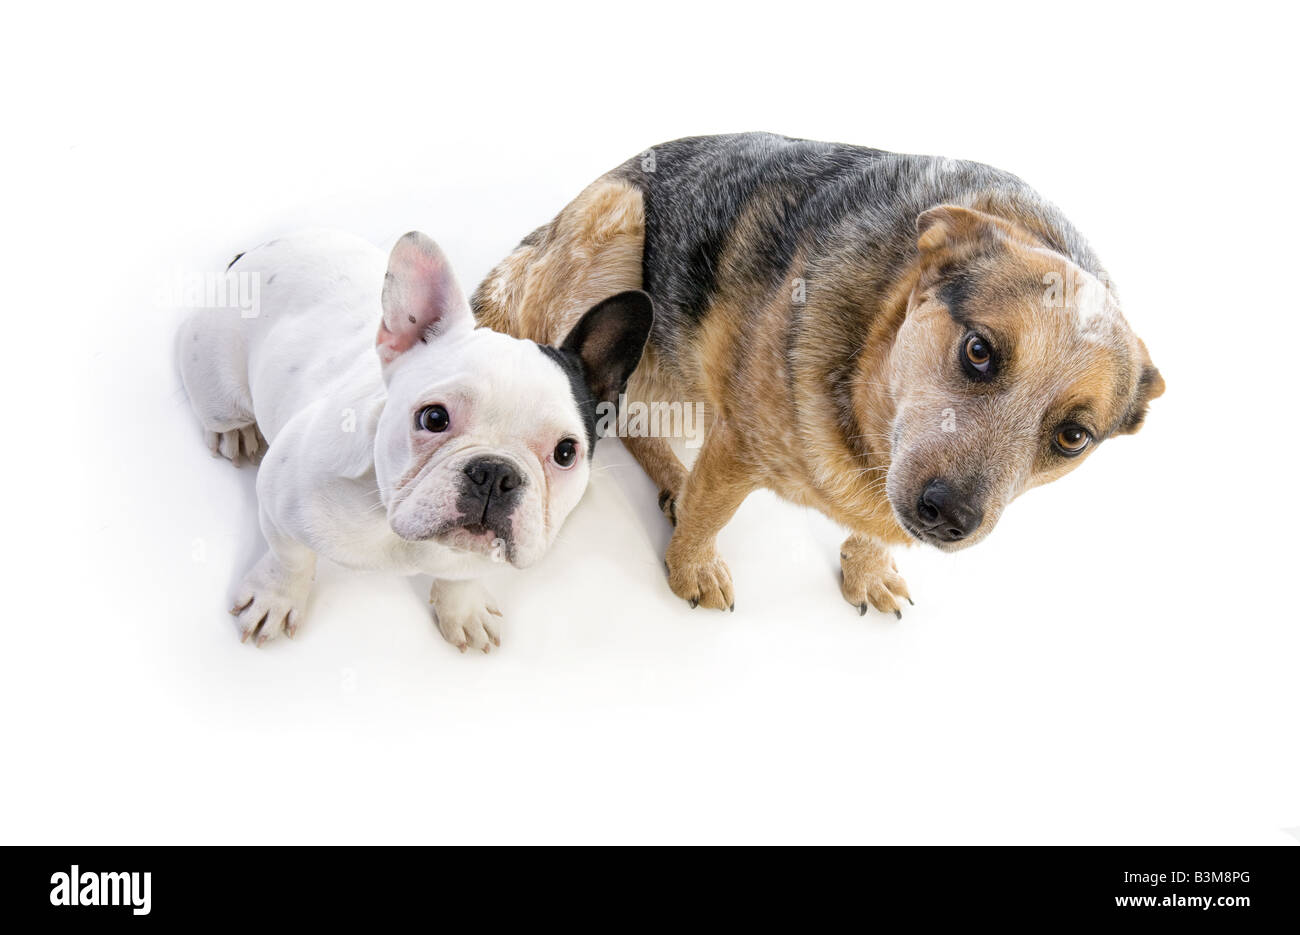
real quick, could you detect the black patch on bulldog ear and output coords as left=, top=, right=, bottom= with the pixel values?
left=538, top=291, right=655, bottom=455
left=560, top=290, right=655, bottom=406
left=537, top=343, right=598, bottom=454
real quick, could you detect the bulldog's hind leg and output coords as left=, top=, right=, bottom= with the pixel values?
left=177, top=308, right=265, bottom=465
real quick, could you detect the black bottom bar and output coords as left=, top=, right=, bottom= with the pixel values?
left=5, top=845, right=1295, bottom=926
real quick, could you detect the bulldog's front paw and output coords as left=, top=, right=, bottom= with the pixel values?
left=666, top=540, right=735, bottom=611
left=231, top=554, right=313, bottom=646
left=840, top=534, right=911, bottom=618
left=430, top=579, right=502, bottom=653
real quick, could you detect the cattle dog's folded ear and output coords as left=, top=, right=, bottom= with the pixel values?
left=1115, top=339, right=1165, bottom=435
left=913, top=205, right=1028, bottom=292
left=560, top=290, right=655, bottom=406
left=915, top=204, right=1022, bottom=254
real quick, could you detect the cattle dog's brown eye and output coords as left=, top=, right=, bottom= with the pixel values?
left=553, top=437, right=578, bottom=467
left=1054, top=424, right=1091, bottom=456
left=416, top=404, right=450, bottom=433
left=962, top=332, right=994, bottom=378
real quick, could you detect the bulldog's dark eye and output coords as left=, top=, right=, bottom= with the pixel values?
left=553, top=438, right=578, bottom=467
left=1054, top=423, right=1091, bottom=456
left=416, top=404, right=450, bottom=433
left=962, top=333, right=994, bottom=377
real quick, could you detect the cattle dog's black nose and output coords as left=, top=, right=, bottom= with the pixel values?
left=463, top=458, right=522, bottom=496
left=917, top=480, right=983, bottom=542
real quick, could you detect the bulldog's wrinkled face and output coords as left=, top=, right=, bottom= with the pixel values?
left=881, top=206, right=1164, bottom=551
left=371, top=232, right=653, bottom=567
left=377, top=328, right=591, bottom=567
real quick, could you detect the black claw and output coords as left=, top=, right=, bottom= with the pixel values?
left=688, top=597, right=699, bottom=609
left=906, top=597, right=914, bottom=606
left=894, top=609, right=903, bottom=620
left=657, top=490, right=677, bottom=526
left=728, top=603, right=735, bottom=613
left=858, top=603, right=868, bottom=616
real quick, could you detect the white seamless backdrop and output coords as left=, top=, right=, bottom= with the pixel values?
left=2, top=1, right=1296, bottom=844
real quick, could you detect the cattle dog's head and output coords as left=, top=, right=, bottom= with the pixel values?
left=879, top=205, right=1163, bottom=550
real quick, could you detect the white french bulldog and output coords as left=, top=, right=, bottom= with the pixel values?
left=178, top=229, right=653, bottom=652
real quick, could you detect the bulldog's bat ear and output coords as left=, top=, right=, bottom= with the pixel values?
left=560, top=290, right=655, bottom=406
left=377, top=231, right=471, bottom=364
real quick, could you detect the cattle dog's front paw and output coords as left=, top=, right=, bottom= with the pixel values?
left=840, top=534, right=911, bottom=619
left=430, top=579, right=502, bottom=653
left=231, top=554, right=313, bottom=646
left=666, top=540, right=735, bottom=611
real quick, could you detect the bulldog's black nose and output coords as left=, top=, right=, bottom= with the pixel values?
left=916, top=480, right=983, bottom=542
left=463, top=458, right=522, bottom=497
